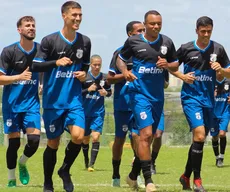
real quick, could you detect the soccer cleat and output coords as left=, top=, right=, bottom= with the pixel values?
left=58, top=169, right=74, bottom=192
left=18, top=162, right=30, bottom=185
left=88, top=166, right=95, bottom=172
left=179, top=174, right=192, bottom=190
left=126, top=175, right=138, bottom=189
left=146, top=183, right=157, bottom=192
left=151, top=164, right=156, bottom=175
left=43, top=184, right=54, bottom=192
left=137, top=175, right=145, bottom=189
left=7, top=179, right=16, bottom=187
left=112, top=178, right=120, bottom=187
left=194, top=178, right=206, bottom=192
left=216, top=158, right=224, bottom=168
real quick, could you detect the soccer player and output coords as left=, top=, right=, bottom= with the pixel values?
left=81, top=54, right=112, bottom=172
left=0, top=16, right=41, bottom=187
left=107, top=21, right=145, bottom=187
left=117, top=10, right=178, bottom=192
left=31, top=1, right=91, bottom=192
left=211, top=76, right=230, bottom=167
left=177, top=16, right=230, bottom=191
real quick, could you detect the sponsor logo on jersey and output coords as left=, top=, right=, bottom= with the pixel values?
left=56, top=71, right=74, bottom=78
left=76, top=49, right=83, bottom=59
left=49, top=125, right=55, bottom=133
left=6, top=119, right=12, bottom=127
left=195, top=75, right=212, bottom=82
left=190, top=56, right=199, bottom=59
left=210, top=53, right=217, bottom=62
left=57, top=51, right=66, bottom=55
left=13, top=79, right=37, bottom=85
left=160, top=46, right=168, bottom=55
left=215, top=97, right=226, bottom=102
left=140, top=111, right=147, bottom=120
left=15, top=61, right=23, bottom=64
left=86, top=94, right=100, bottom=100
left=137, top=49, right=147, bottom=52
left=138, top=66, right=163, bottom=74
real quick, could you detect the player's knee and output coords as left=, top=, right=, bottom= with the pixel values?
left=8, top=137, right=20, bottom=150
left=194, top=134, right=206, bottom=142
left=114, top=137, right=125, bottom=146
left=212, top=135, right=219, bottom=141
left=219, top=132, right=226, bottom=138
left=25, top=134, right=40, bottom=157
left=72, top=132, right=84, bottom=143
left=154, top=133, right=162, bottom=139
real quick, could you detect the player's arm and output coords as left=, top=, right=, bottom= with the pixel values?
left=169, top=69, right=196, bottom=84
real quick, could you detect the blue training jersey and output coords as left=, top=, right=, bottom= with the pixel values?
left=119, top=34, right=177, bottom=102
left=33, top=31, right=91, bottom=109
left=0, top=42, right=40, bottom=112
left=177, top=40, right=230, bottom=108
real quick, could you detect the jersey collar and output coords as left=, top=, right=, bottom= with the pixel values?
left=59, top=31, right=78, bottom=45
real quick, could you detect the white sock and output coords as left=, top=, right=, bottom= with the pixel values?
left=216, top=155, right=219, bottom=159
left=19, top=154, right=29, bottom=165
left=8, top=169, right=16, bottom=180
left=219, top=154, right=224, bottom=159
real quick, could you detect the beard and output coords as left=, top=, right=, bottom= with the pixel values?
left=22, top=33, right=35, bottom=41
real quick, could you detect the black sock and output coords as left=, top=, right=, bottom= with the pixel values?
left=151, top=151, right=158, bottom=165
left=60, top=141, right=81, bottom=172
left=43, top=146, right=57, bottom=185
left=7, top=138, right=20, bottom=169
left=212, top=140, right=219, bottom=157
left=82, top=143, right=89, bottom=166
left=184, top=144, right=193, bottom=178
left=112, top=159, right=121, bottom=179
left=220, top=137, right=227, bottom=155
left=191, top=141, right=204, bottom=179
left=89, top=142, right=100, bottom=167
left=129, top=156, right=141, bottom=180
left=140, top=160, right=153, bottom=186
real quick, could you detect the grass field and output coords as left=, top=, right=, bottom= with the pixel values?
left=0, top=145, right=230, bottom=192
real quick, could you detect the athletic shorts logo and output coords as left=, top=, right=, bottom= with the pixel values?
left=160, top=46, right=168, bottom=55
left=140, top=112, right=147, bottom=120
left=49, top=125, right=55, bottom=133
left=6, top=119, right=12, bottom=127
left=210, top=128, right=215, bottom=133
left=224, top=84, right=229, bottom=91
left=122, top=124, right=128, bottom=132
left=195, top=112, right=201, bottom=120
left=210, top=53, right=217, bottom=62
left=76, top=49, right=83, bottom=59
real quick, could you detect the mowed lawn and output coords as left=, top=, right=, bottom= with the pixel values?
left=0, top=145, right=230, bottom=192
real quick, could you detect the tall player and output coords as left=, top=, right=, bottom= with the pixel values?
left=81, top=54, right=112, bottom=171
left=0, top=16, right=41, bottom=187
left=32, top=1, right=91, bottom=192
left=177, top=16, right=230, bottom=192
left=107, top=21, right=145, bottom=187
left=117, top=10, right=178, bottom=192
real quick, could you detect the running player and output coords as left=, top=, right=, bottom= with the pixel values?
left=0, top=16, right=41, bottom=187
left=32, top=1, right=91, bottom=192
left=117, top=10, right=178, bottom=192
left=107, top=20, right=145, bottom=187
left=81, top=54, right=112, bottom=172
left=177, top=16, right=230, bottom=192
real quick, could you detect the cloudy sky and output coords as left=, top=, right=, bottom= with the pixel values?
left=1, top=0, right=230, bottom=72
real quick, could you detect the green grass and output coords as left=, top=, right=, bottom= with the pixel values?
left=0, top=145, right=230, bottom=191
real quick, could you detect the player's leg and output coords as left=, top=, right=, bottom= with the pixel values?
left=210, top=118, right=220, bottom=166
left=18, top=111, right=41, bottom=185
left=82, top=117, right=91, bottom=169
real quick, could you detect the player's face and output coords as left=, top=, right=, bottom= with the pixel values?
left=18, top=20, right=36, bottom=41
left=196, top=25, right=213, bottom=45
left=144, top=14, right=162, bottom=38
left=130, top=23, right=145, bottom=36
left=91, top=58, right=102, bottom=74
left=63, top=8, right=82, bottom=31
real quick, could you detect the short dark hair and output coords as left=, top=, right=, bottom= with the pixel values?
left=126, top=21, right=142, bottom=35
left=17, top=16, right=35, bottom=27
left=144, top=10, right=161, bottom=21
left=196, top=16, right=213, bottom=29
left=61, top=1, right=81, bottom=13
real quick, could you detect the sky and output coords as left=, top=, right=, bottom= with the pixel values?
left=1, top=0, right=230, bottom=72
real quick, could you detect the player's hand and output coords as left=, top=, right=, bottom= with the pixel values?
left=73, top=71, right=86, bottom=82
left=210, top=61, right=222, bottom=72
left=88, top=83, right=97, bottom=92
left=56, top=57, right=72, bottom=66
left=98, top=87, right=108, bottom=96
left=228, top=96, right=230, bottom=104
left=183, top=72, right=196, bottom=84
left=123, top=70, right=137, bottom=82
left=156, top=56, right=168, bottom=69
left=18, top=67, right=32, bottom=80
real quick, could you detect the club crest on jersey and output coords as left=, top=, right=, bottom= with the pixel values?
left=6, top=119, right=12, bottom=127
left=100, top=80, right=105, bottom=87
left=49, top=125, right=55, bottom=133
left=210, top=53, right=217, bottom=62
left=224, top=84, right=229, bottom=91
left=160, top=46, right=168, bottom=55
left=140, top=112, right=147, bottom=120
left=76, top=49, right=83, bottom=59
